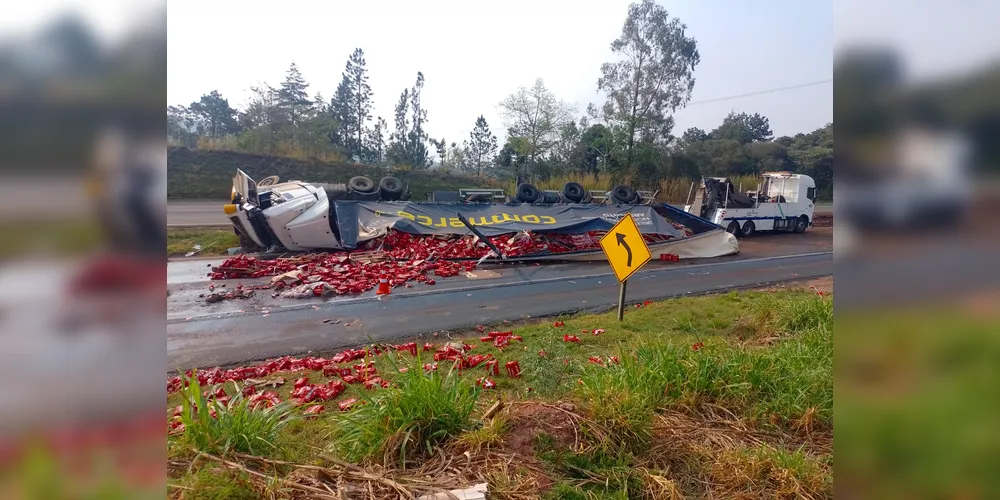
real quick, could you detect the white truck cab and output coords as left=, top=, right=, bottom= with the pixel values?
left=683, top=172, right=817, bottom=237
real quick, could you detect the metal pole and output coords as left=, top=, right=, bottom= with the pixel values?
left=685, top=181, right=694, bottom=205
left=617, top=279, right=628, bottom=321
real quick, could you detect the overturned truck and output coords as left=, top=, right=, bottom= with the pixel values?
left=223, top=170, right=739, bottom=261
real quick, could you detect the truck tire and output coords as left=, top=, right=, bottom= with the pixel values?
left=793, top=215, right=809, bottom=233
left=348, top=176, right=376, bottom=194
left=726, top=221, right=742, bottom=237
left=516, top=183, right=540, bottom=203
left=741, top=221, right=756, bottom=237
left=378, top=176, right=403, bottom=200
left=562, top=182, right=585, bottom=203
left=611, top=185, right=637, bottom=204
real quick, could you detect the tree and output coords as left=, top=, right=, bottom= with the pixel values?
left=550, top=120, right=584, bottom=175
left=598, top=0, right=700, bottom=173
left=387, top=89, right=410, bottom=165
left=167, top=105, right=200, bottom=147
left=341, top=48, right=373, bottom=160
left=407, top=72, right=430, bottom=168
left=364, top=116, right=388, bottom=164
left=710, top=111, right=773, bottom=144
left=496, top=138, right=529, bottom=182
left=498, top=78, right=574, bottom=177
left=330, top=75, right=353, bottom=148
left=277, top=62, right=312, bottom=126
left=188, top=90, right=240, bottom=138
left=580, top=123, right=619, bottom=175
left=466, top=115, right=498, bottom=176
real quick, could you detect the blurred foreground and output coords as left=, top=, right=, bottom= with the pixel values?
left=0, top=3, right=166, bottom=498
left=835, top=2, right=1000, bottom=496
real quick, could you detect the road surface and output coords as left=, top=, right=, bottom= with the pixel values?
left=167, top=200, right=835, bottom=227
left=167, top=229, right=833, bottom=369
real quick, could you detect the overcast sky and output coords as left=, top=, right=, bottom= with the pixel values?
left=164, top=0, right=833, bottom=146
left=10, top=0, right=997, bottom=148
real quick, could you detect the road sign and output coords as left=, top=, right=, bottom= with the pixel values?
left=599, top=213, right=653, bottom=321
left=599, top=212, right=652, bottom=283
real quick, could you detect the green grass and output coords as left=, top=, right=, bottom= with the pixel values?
left=170, top=468, right=259, bottom=500
left=173, top=370, right=298, bottom=457
left=169, top=286, right=834, bottom=497
left=835, top=306, right=1000, bottom=498
left=167, top=227, right=239, bottom=257
left=326, top=354, right=480, bottom=466
left=0, top=219, right=104, bottom=257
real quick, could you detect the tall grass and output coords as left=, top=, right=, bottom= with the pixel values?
left=576, top=293, right=833, bottom=439
left=328, top=355, right=480, bottom=466
left=175, top=370, right=298, bottom=457
left=658, top=174, right=761, bottom=204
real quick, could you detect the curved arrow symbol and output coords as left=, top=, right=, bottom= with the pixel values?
left=615, top=232, right=632, bottom=267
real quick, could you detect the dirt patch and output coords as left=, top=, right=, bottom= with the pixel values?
left=812, top=212, right=833, bottom=227
left=503, top=401, right=581, bottom=458
left=753, top=276, right=833, bottom=296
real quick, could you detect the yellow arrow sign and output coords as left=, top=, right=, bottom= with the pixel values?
left=599, top=212, right=652, bottom=283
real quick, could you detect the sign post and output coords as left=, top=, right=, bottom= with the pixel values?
left=599, top=213, right=652, bottom=321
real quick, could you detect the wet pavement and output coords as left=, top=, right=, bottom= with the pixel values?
left=168, top=228, right=833, bottom=369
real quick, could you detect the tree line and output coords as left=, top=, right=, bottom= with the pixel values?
left=167, top=0, right=832, bottom=197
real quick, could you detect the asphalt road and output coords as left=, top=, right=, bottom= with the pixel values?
left=167, top=200, right=835, bottom=227
left=167, top=229, right=833, bottom=369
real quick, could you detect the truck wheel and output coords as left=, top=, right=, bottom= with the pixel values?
left=562, top=182, right=585, bottom=203
left=793, top=216, right=809, bottom=233
left=348, top=176, right=376, bottom=194
left=726, top=221, right=742, bottom=237
left=516, top=183, right=540, bottom=203
left=741, top=221, right=756, bottom=237
left=378, top=176, right=403, bottom=200
left=611, top=185, right=637, bottom=204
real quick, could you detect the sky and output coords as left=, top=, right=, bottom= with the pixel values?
left=164, top=0, right=833, bottom=146
left=7, top=0, right=997, bottom=148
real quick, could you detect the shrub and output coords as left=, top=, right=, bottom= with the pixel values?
left=175, top=370, right=297, bottom=457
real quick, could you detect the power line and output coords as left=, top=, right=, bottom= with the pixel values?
left=683, top=79, right=834, bottom=107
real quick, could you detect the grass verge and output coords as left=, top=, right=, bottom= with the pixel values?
left=167, top=227, right=238, bottom=257
left=168, top=283, right=834, bottom=499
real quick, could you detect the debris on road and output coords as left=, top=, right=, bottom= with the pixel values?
left=205, top=284, right=256, bottom=303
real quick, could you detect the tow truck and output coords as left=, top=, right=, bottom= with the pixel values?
left=683, top=172, right=818, bottom=237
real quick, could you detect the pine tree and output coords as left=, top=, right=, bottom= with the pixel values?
left=277, top=62, right=313, bottom=126
left=343, top=48, right=373, bottom=160
left=466, top=115, right=498, bottom=176
left=387, top=89, right=410, bottom=165
left=365, top=116, right=388, bottom=164
left=330, top=75, right=353, bottom=148
left=407, top=72, right=430, bottom=168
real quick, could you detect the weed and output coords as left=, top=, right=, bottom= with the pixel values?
left=457, top=412, right=511, bottom=452
left=708, top=445, right=831, bottom=499
left=176, top=370, right=298, bottom=457
left=169, top=467, right=258, bottom=500
left=328, top=354, right=479, bottom=466
left=576, top=348, right=666, bottom=452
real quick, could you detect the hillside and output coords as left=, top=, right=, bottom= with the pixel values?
left=167, top=147, right=502, bottom=200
